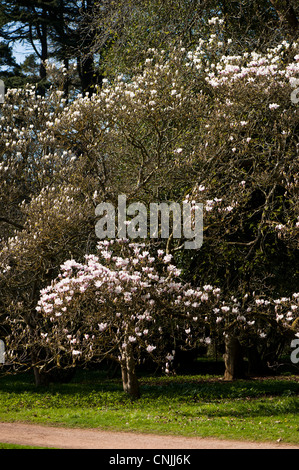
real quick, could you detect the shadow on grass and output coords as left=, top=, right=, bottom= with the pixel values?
left=0, top=369, right=298, bottom=425
left=0, top=368, right=298, bottom=401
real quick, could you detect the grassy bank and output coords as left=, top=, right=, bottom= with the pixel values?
left=0, top=369, right=298, bottom=445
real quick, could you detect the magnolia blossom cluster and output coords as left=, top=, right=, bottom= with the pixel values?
left=252, top=293, right=299, bottom=340
left=54, top=47, right=191, bottom=129
left=186, top=38, right=299, bottom=87
left=201, top=291, right=299, bottom=344
left=181, top=39, right=298, bottom=242
left=36, top=239, right=226, bottom=372
left=0, top=84, right=77, bottom=242
left=183, top=191, right=238, bottom=216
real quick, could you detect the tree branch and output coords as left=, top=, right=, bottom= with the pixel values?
left=270, top=0, right=299, bottom=36
left=0, top=217, right=24, bottom=230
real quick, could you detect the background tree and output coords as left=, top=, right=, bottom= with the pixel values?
left=90, top=0, right=298, bottom=78
left=0, top=83, right=95, bottom=384
left=0, top=41, right=27, bottom=88
left=0, top=0, right=103, bottom=94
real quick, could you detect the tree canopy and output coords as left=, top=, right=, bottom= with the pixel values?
left=0, top=1, right=298, bottom=396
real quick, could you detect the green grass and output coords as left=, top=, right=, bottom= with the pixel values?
left=0, top=369, right=298, bottom=445
left=0, top=443, right=51, bottom=449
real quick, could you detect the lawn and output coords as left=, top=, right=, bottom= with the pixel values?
left=0, top=443, right=50, bottom=449
left=0, top=367, right=298, bottom=445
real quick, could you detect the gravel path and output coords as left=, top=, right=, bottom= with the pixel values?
left=0, top=422, right=298, bottom=449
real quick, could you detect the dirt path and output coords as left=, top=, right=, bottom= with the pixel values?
left=0, top=422, right=298, bottom=449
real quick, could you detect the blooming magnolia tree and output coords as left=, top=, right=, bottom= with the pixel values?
left=1, top=25, right=299, bottom=385
left=0, top=82, right=96, bottom=383
left=179, top=32, right=299, bottom=374
left=32, top=239, right=223, bottom=397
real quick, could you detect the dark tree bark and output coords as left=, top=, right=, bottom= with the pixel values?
left=33, top=366, right=49, bottom=386
left=77, top=55, right=97, bottom=96
left=120, top=344, right=140, bottom=398
left=31, top=349, right=49, bottom=386
left=223, top=335, right=245, bottom=380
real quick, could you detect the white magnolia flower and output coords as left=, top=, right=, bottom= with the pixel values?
left=72, top=350, right=81, bottom=356
left=128, top=336, right=137, bottom=342
left=269, top=103, right=280, bottom=110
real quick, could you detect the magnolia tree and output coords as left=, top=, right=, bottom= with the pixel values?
left=0, top=184, right=94, bottom=383
left=32, top=239, right=223, bottom=397
left=179, top=31, right=299, bottom=374
left=0, top=51, right=204, bottom=383
left=1, top=26, right=299, bottom=385
left=0, top=82, right=96, bottom=383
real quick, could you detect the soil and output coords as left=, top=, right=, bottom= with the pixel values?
left=0, top=422, right=298, bottom=449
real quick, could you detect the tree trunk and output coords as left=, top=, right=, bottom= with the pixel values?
left=33, top=366, right=49, bottom=387
left=37, top=10, right=48, bottom=96
left=223, top=335, right=244, bottom=380
left=77, top=55, right=95, bottom=96
left=120, top=344, right=140, bottom=399
left=63, top=58, right=70, bottom=102
left=31, top=348, right=49, bottom=386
